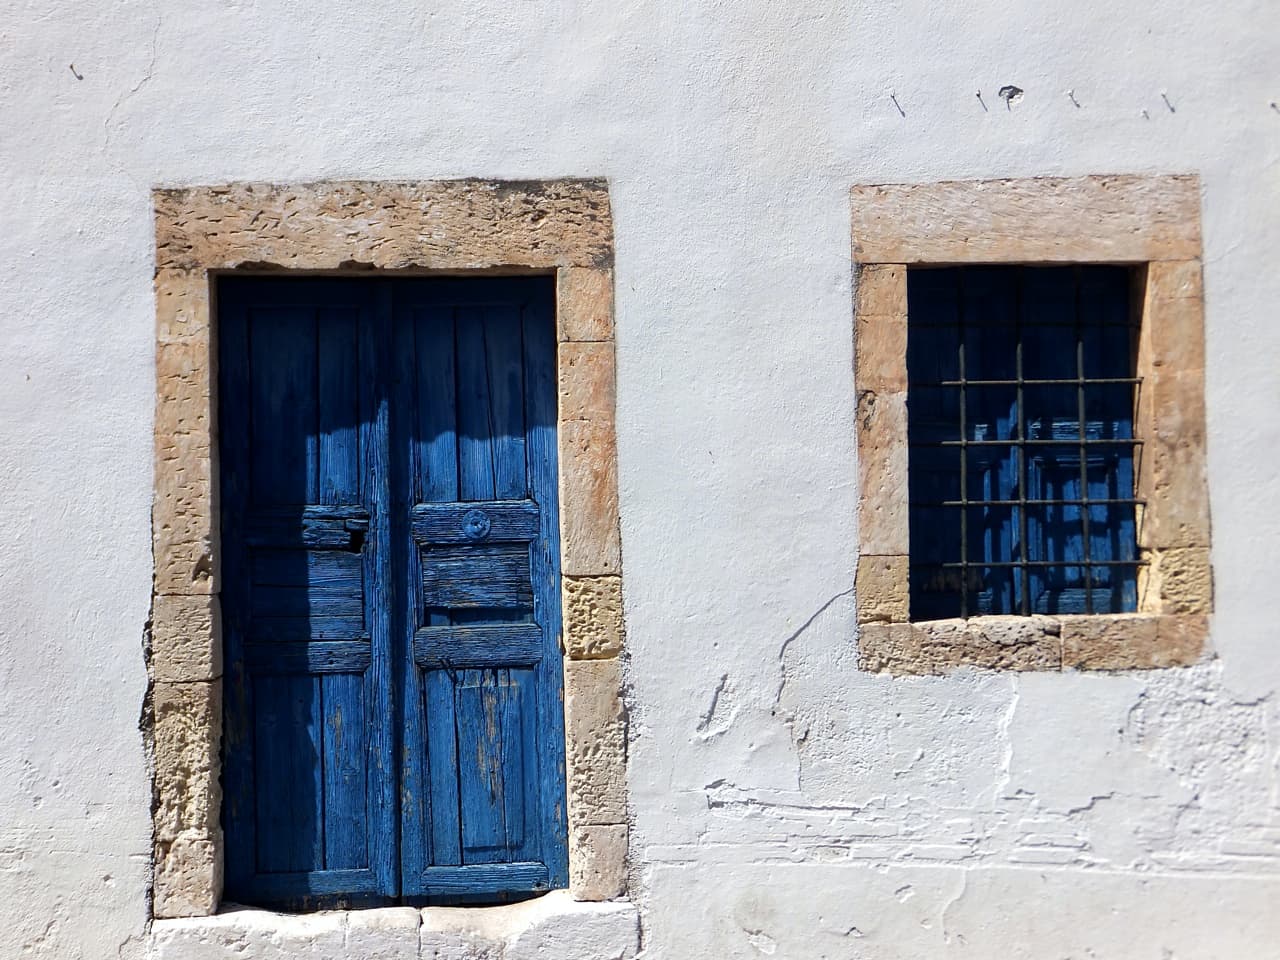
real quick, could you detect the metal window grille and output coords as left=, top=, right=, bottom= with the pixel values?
left=906, top=265, right=1142, bottom=619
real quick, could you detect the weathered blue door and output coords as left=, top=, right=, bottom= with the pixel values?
left=219, top=276, right=566, bottom=908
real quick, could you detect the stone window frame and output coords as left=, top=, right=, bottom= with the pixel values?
left=852, top=175, right=1212, bottom=675
left=150, top=180, right=628, bottom=918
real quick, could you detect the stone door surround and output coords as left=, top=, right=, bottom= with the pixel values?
left=150, top=180, right=627, bottom=917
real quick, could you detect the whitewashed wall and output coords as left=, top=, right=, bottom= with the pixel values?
left=2, top=1, right=1278, bottom=957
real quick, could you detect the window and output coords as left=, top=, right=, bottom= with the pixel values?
left=851, top=175, right=1211, bottom=674
left=907, top=266, right=1140, bottom=619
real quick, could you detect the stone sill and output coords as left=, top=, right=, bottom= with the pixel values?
left=149, top=890, right=639, bottom=959
left=858, top=613, right=1209, bottom=676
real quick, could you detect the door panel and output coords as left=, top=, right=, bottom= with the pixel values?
left=220, top=276, right=565, bottom=908
left=220, top=280, right=395, bottom=906
left=396, top=280, right=567, bottom=900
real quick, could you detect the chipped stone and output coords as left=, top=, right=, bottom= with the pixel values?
left=1143, top=546, right=1213, bottom=614
left=153, top=680, right=222, bottom=842
left=859, top=616, right=1062, bottom=675
left=1062, top=614, right=1206, bottom=670
left=153, top=833, right=221, bottom=920
left=569, top=823, right=628, bottom=901
left=564, top=658, right=627, bottom=826
left=856, top=391, right=909, bottom=554
left=563, top=576, right=625, bottom=660
left=152, top=594, right=222, bottom=682
left=855, top=554, right=909, bottom=623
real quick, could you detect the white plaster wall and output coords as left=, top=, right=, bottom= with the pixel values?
left=1, top=1, right=1278, bottom=957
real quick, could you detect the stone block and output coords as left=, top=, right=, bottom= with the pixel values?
left=855, top=310, right=908, bottom=393
left=851, top=175, right=1201, bottom=263
left=1145, top=259, right=1204, bottom=302
left=557, top=267, right=615, bottom=341
left=155, top=180, right=614, bottom=273
left=564, top=658, right=627, bottom=826
left=855, top=554, right=909, bottom=623
left=153, top=680, right=222, bottom=843
left=559, top=418, right=621, bottom=576
left=153, top=832, right=221, bottom=919
left=563, top=576, right=625, bottom=660
left=155, top=269, right=211, bottom=346
left=558, top=340, right=616, bottom=423
left=855, top=263, right=907, bottom=317
left=569, top=823, right=628, bottom=901
left=1147, top=293, right=1206, bottom=373
left=859, top=617, right=1063, bottom=675
left=856, top=390, right=909, bottom=555
left=1062, top=614, right=1205, bottom=670
left=151, top=904, right=420, bottom=956
left=1142, top=547, right=1213, bottom=614
left=152, top=593, right=223, bottom=681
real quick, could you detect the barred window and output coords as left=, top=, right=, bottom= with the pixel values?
left=907, top=266, right=1141, bottom=619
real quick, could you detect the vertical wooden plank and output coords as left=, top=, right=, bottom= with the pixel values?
left=457, top=671, right=509, bottom=863
left=322, top=673, right=368, bottom=869
left=253, top=674, right=324, bottom=873
left=362, top=282, right=398, bottom=896
left=250, top=305, right=318, bottom=505
left=482, top=308, right=528, bottom=499
left=522, top=289, right=569, bottom=886
left=217, top=279, right=257, bottom=895
left=416, top=306, right=460, bottom=504
left=456, top=309, right=497, bottom=501
left=318, top=308, right=361, bottom=505
left=424, top=670, right=462, bottom=866
left=502, top=671, right=530, bottom=859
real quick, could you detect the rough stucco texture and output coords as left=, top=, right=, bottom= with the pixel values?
left=1, top=2, right=1279, bottom=959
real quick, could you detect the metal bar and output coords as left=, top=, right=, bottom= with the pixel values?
left=1015, top=269, right=1030, bottom=614
left=913, top=560, right=1145, bottom=569
left=912, top=438, right=1143, bottom=448
left=956, top=270, right=969, bottom=618
left=1075, top=268, right=1094, bottom=614
left=918, top=497, right=1146, bottom=508
left=914, top=377, right=1142, bottom=388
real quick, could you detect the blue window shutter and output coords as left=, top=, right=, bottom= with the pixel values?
left=906, top=266, right=1139, bottom=618
left=220, top=277, right=565, bottom=908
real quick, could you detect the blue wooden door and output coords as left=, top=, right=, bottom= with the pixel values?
left=219, top=276, right=566, bottom=908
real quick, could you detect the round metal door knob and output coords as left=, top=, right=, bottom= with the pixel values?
left=461, top=508, right=492, bottom=540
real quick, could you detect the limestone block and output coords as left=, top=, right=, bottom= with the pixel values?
left=152, top=594, right=223, bottom=681
left=859, top=617, right=1062, bottom=675
left=151, top=905, right=420, bottom=956
left=855, top=263, right=907, bottom=317
left=569, top=823, right=628, bottom=901
left=1061, top=614, right=1205, bottom=670
left=559, top=341, right=616, bottom=423
left=153, top=680, right=222, bottom=843
left=153, top=832, right=221, bottom=919
left=855, top=311, right=908, bottom=393
left=851, top=175, right=1201, bottom=263
left=155, top=180, right=614, bottom=274
left=564, top=658, right=627, bottom=826
left=1146, top=267, right=1206, bottom=373
left=557, top=267, right=615, bottom=342
left=559, top=418, right=621, bottom=576
left=855, top=554, right=909, bottom=623
left=856, top=391, right=909, bottom=554
left=155, top=270, right=212, bottom=346
left=1142, top=547, right=1213, bottom=614
left=563, top=576, right=625, bottom=660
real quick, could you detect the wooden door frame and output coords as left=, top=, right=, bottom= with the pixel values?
left=149, top=180, right=628, bottom=917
